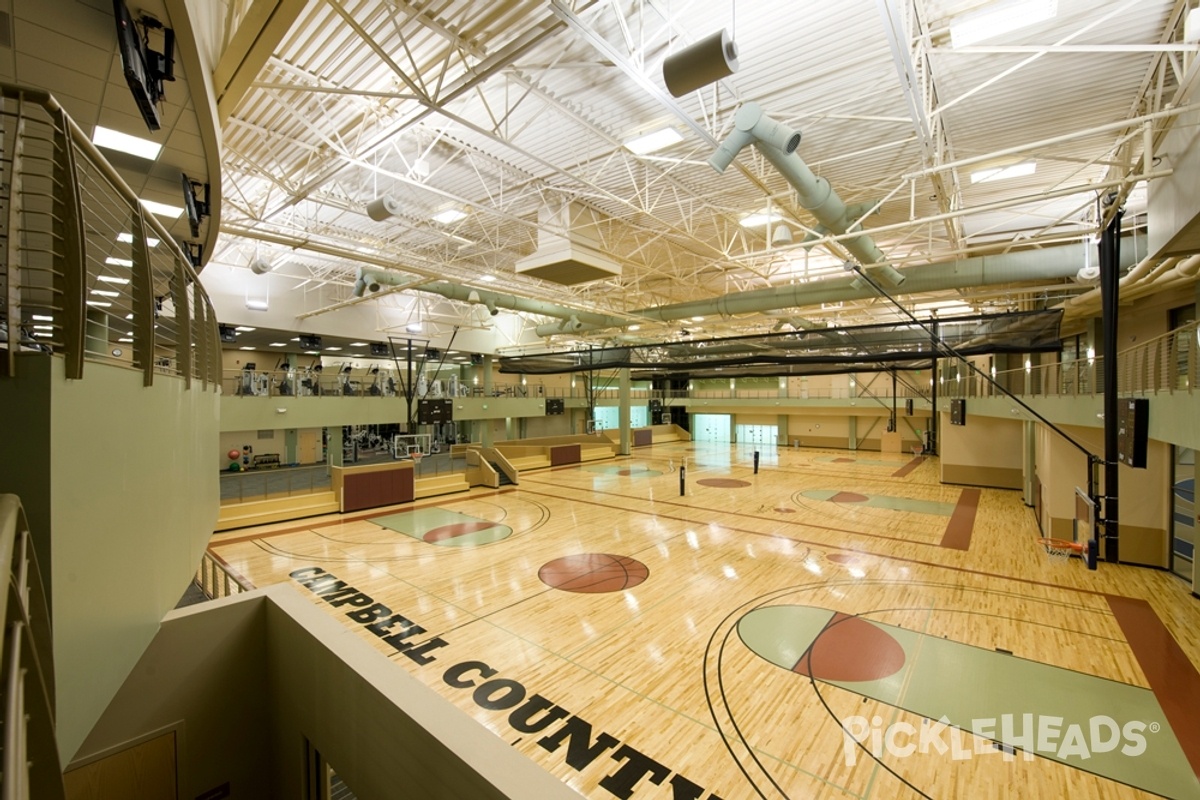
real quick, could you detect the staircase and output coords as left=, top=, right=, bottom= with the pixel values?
left=490, top=462, right=514, bottom=486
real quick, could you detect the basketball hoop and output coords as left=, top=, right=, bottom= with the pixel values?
left=1037, top=537, right=1084, bottom=561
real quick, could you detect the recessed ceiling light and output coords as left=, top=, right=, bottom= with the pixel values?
left=239, top=346, right=255, bottom=351
left=118, top=337, right=134, bottom=343
left=739, top=211, right=783, bottom=227
left=951, top=0, right=1058, bottom=49
left=32, top=325, right=53, bottom=330
left=269, top=342, right=287, bottom=347
left=106, top=257, right=134, bottom=267
left=481, top=274, right=496, bottom=282
left=325, top=346, right=342, bottom=351
left=431, top=208, right=466, bottom=224
left=349, top=341, right=368, bottom=347
left=235, top=326, right=256, bottom=332
left=624, top=127, right=683, bottom=155
left=86, top=300, right=112, bottom=307
left=628, top=324, right=641, bottom=331
left=92, top=125, right=162, bottom=160
left=304, top=350, right=319, bottom=355
left=126, top=313, right=134, bottom=320
left=970, top=161, right=1036, bottom=184
left=140, top=199, right=184, bottom=218
left=97, top=275, right=130, bottom=285
left=31, top=314, right=53, bottom=322
left=290, top=337, right=301, bottom=342
left=116, top=232, right=160, bottom=247
left=691, top=316, right=705, bottom=322
left=90, top=289, right=121, bottom=297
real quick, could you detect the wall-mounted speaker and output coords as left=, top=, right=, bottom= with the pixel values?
left=219, top=325, right=237, bottom=343
left=1117, top=398, right=1149, bottom=468
left=905, top=398, right=914, bottom=416
left=949, top=398, right=966, bottom=426
left=470, top=354, right=484, bottom=365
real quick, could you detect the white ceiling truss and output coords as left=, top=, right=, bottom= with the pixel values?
left=201, top=0, right=1198, bottom=348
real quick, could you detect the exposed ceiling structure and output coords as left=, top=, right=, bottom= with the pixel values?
left=11, top=0, right=1199, bottom=356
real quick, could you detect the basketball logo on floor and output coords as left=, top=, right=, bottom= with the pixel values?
left=539, top=554, right=649, bottom=593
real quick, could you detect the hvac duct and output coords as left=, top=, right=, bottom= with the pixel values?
left=710, top=102, right=888, bottom=271
left=533, top=238, right=1145, bottom=336
left=351, top=267, right=614, bottom=327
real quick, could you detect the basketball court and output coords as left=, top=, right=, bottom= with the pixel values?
left=209, top=442, right=1200, bottom=799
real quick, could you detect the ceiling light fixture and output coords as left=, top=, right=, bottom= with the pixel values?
left=739, top=210, right=783, bottom=227
left=431, top=208, right=466, bottom=224
left=970, top=161, right=1037, bottom=184
left=624, top=127, right=684, bottom=155
left=106, top=257, right=134, bottom=267
left=245, top=299, right=269, bottom=311
left=950, top=0, right=1058, bottom=49
left=92, top=125, right=163, bottom=160
left=117, top=232, right=160, bottom=247
left=139, top=198, right=184, bottom=218
left=235, top=326, right=256, bottom=332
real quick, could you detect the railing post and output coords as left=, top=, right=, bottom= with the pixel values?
left=131, top=208, right=155, bottom=387
left=49, top=103, right=86, bottom=380
left=3, top=94, right=26, bottom=378
left=176, top=259, right=192, bottom=389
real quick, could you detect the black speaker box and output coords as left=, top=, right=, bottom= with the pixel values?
left=949, top=398, right=966, bottom=426
left=370, top=342, right=388, bottom=356
left=299, top=334, right=322, bottom=350
left=1117, top=398, right=1149, bottom=469
left=219, top=325, right=237, bottom=343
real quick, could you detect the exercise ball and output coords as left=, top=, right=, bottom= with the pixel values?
left=227, top=462, right=241, bottom=472
left=227, top=449, right=240, bottom=461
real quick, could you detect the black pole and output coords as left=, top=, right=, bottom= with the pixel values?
left=753, top=451, right=760, bottom=474
left=929, top=322, right=938, bottom=456
left=1100, top=205, right=1124, bottom=563
left=891, top=369, right=897, bottom=432
left=679, top=463, right=686, bottom=496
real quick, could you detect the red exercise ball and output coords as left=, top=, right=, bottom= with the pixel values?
left=227, top=449, right=240, bottom=461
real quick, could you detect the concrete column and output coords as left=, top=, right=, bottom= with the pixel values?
left=848, top=415, right=857, bottom=451
left=482, top=356, right=494, bottom=448
left=619, top=368, right=631, bottom=456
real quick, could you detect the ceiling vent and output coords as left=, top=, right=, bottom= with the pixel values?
left=515, top=202, right=621, bottom=286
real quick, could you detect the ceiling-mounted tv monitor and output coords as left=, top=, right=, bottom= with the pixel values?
left=180, top=174, right=210, bottom=238
left=112, top=0, right=175, bottom=132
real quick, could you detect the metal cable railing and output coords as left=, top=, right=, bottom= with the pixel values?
left=940, top=321, right=1198, bottom=400
left=194, top=551, right=252, bottom=601
left=0, top=83, right=219, bottom=386
left=0, top=495, right=64, bottom=800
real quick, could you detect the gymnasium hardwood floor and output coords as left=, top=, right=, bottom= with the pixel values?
left=209, top=443, right=1200, bottom=799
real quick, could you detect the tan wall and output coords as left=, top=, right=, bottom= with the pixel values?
left=1034, top=423, right=1170, bottom=566
left=939, top=411, right=1023, bottom=489
left=784, top=414, right=849, bottom=448
left=68, top=594, right=273, bottom=798
left=0, top=357, right=221, bottom=762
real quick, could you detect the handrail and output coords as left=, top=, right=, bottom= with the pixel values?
left=0, top=495, right=65, bottom=800
left=195, top=551, right=253, bottom=601
left=0, top=82, right=220, bottom=387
